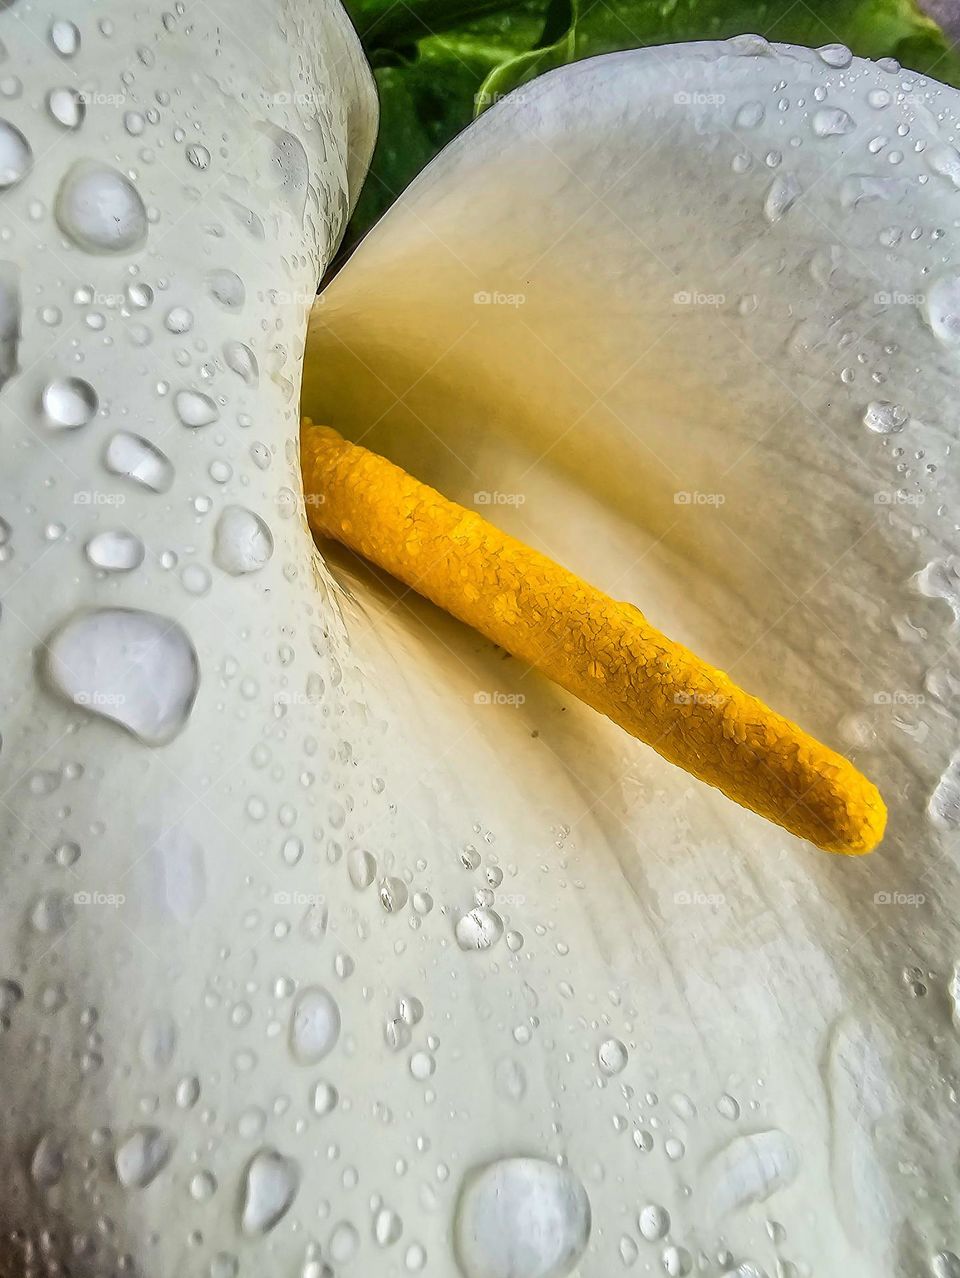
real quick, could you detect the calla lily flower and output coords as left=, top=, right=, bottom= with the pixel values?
left=0, top=4, right=958, bottom=1278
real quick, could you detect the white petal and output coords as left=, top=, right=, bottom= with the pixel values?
left=305, top=40, right=960, bottom=1269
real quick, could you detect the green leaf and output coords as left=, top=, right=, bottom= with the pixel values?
left=342, top=0, right=960, bottom=247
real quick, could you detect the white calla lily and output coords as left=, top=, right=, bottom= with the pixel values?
left=0, top=6, right=957, bottom=1278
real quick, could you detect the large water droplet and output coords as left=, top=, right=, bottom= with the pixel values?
left=41, top=376, right=97, bottom=428
left=289, top=986, right=340, bottom=1064
left=637, top=1203, right=670, bottom=1241
left=0, top=260, right=19, bottom=390
left=862, top=400, right=907, bottom=434
left=812, top=108, right=854, bottom=138
left=734, top=101, right=764, bottom=129
left=213, top=505, right=274, bottom=575
left=764, top=174, right=800, bottom=223
left=816, top=43, right=852, bottom=68
left=929, top=750, right=960, bottom=829
left=598, top=1038, right=628, bottom=1076
left=240, top=1148, right=299, bottom=1234
left=31, top=1132, right=66, bottom=1187
left=455, top=907, right=504, bottom=951
left=0, top=119, right=31, bottom=189
left=104, top=431, right=174, bottom=493
left=115, top=1126, right=174, bottom=1188
left=174, top=389, right=219, bottom=428
left=85, top=530, right=145, bottom=573
left=928, top=145, right=960, bottom=190
left=922, top=273, right=960, bottom=345
left=49, top=19, right=80, bottom=57
left=704, top=1130, right=799, bottom=1217
left=224, top=340, right=258, bottom=386
left=207, top=268, right=245, bottom=310
left=55, top=161, right=147, bottom=254
left=455, top=1157, right=591, bottom=1278
left=44, top=608, right=200, bottom=745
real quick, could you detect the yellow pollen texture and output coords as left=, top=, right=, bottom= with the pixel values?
left=301, top=421, right=886, bottom=856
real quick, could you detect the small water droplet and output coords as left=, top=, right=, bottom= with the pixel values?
left=817, top=43, right=852, bottom=68
left=49, top=19, right=80, bottom=57
left=764, top=174, right=801, bottom=222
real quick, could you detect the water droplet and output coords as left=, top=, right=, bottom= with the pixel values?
left=933, top=1252, right=960, bottom=1278
left=176, top=1074, right=200, bottom=1108
left=638, top=1203, right=670, bottom=1241
left=47, top=87, right=85, bottom=130
left=312, top=1081, right=338, bottom=1117
left=186, top=143, right=210, bottom=170
left=330, top=1221, right=360, bottom=1263
left=126, top=281, right=153, bottom=309
left=928, top=750, right=960, bottom=829
left=454, top=1157, right=591, bottom=1278
left=104, top=431, right=174, bottom=493
left=55, top=161, right=147, bottom=254
left=379, top=876, right=408, bottom=913
left=165, top=305, right=193, bottom=333
left=928, top=145, right=960, bottom=189
left=812, top=108, right=854, bottom=137
left=44, top=608, right=200, bottom=745
left=190, top=1170, right=217, bottom=1201
left=0, top=119, right=31, bottom=188
left=240, top=1148, right=299, bottom=1234
left=455, top=907, right=504, bottom=951
left=85, top=530, right=144, bottom=573
left=922, top=273, right=960, bottom=345
left=598, top=1038, right=628, bottom=1076
left=213, top=505, right=273, bottom=575
left=764, top=174, right=801, bottom=222
left=734, top=101, right=764, bottom=129
left=817, top=43, right=852, bottom=68
left=31, top=1132, right=66, bottom=1187
left=704, top=1129, right=799, bottom=1216
left=863, top=400, right=907, bottom=434
left=49, top=19, right=80, bottom=57
left=289, top=986, right=340, bottom=1064
left=175, top=389, right=219, bottom=428
left=139, top=1013, right=176, bottom=1070
left=115, top=1126, right=174, bottom=1188
left=0, top=260, right=20, bottom=391
left=42, top=376, right=97, bottom=428
left=224, top=340, right=258, bottom=386
left=375, top=1206, right=403, bottom=1247
left=207, top=268, right=244, bottom=310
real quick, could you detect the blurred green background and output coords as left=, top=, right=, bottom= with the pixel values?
left=341, top=0, right=960, bottom=246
